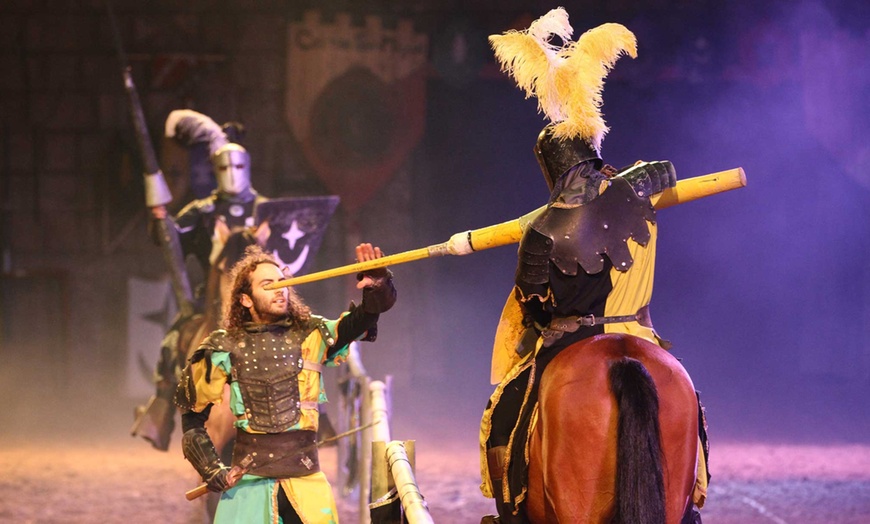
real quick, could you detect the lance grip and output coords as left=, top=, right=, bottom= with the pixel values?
left=265, top=167, right=746, bottom=289
left=185, top=483, right=209, bottom=501
left=185, top=453, right=254, bottom=501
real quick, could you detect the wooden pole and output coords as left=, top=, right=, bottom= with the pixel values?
left=265, top=167, right=746, bottom=290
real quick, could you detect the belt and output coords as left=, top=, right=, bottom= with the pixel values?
left=541, top=305, right=653, bottom=348
left=232, top=429, right=320, bottom=478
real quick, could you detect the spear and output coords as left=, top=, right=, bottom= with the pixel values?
left=106, top=0, right=195, bottom=317
left=265, top=167, right=746, bottom=290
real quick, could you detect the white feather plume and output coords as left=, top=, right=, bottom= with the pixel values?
left=164, top=109, right=228, bottom=156
left=489, top=8, right=637, bottom=150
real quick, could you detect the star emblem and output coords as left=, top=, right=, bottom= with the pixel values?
left=282, top=220, right=306, bottom=250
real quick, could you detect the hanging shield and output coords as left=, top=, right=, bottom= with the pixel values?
left=286, top=11, right=428, bottom=214
left=255, top=196, right=341, bottom=277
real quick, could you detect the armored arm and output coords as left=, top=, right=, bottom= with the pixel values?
left=514, top=228, right=554, bottom=329
left=176, top=337, right=232, bottom=492
left=180, top=408, right=232, bottom=493
left=616, top=160, right=677, bottom=198
left=148, top=199, right=217, bottom=274
left=174, top=200, right=212, bottom=267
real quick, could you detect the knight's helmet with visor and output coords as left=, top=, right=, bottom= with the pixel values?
left=165, top=109, right=252, bottom=198
left=489, top=8, right=637, bottom=190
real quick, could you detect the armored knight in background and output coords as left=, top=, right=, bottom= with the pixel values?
left=133, top=110, right=269, bottom=451
left=176, top=243, right=396, bottom=523
left=152, top=110, right=268, bottom=276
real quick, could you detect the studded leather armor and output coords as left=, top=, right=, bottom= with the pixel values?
left=229, top=325, right=306, bottom=432
left=175, top=317, right=331, bottom=433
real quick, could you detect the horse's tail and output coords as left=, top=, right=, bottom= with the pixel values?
left=608, top=356, right=666, bottom=524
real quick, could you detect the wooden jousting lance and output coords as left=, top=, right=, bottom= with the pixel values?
left=265, top=167, right=746, bottom=290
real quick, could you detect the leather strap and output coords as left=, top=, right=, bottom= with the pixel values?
left=301, top=360, right=323, bottom=373
left=237, top=401, right=319, bottom=423
left=542, top=305, right=652, bottom=347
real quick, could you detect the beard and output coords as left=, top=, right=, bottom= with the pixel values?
left=252, top=292, right=289, bottom=324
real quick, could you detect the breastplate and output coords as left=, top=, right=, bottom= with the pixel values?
left=213, top=196, right=256, bottom=230
left=230, top=326, right=309, bottom=432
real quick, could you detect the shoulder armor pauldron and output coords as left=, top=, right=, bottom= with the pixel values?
left=175, top=330, right=231, bottom=411
left=530, top=177, right=655, bottom=275
left=199, top=329, right=230, bottom=352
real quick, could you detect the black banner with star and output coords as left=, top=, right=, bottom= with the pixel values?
left=255, top=196, right=341, bottom=277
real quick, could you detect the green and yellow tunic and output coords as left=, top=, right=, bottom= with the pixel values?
left=182, top=311, right=370, bottom=524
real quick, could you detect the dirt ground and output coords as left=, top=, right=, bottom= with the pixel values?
left=1, top=379, right=868, bottom=524
left=1, top=412, right=869, bottom=524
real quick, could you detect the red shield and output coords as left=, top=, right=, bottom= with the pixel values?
left=286, top=12, right=428, bottom=213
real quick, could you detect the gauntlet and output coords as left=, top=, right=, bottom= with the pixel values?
left=181, top=427, right=231, bottom=492
left=617, top=160, right=676, bottom=197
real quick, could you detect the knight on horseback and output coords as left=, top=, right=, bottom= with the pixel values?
left=133, top=110, right=270, bottom=451
left=480, top=9, right=709, bottom=523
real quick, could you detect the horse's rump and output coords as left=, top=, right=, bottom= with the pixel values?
left=526, top=333, right=698, bottom=523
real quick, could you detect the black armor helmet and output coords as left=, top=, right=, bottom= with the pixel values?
left=533, top=125, right=603, bottom=191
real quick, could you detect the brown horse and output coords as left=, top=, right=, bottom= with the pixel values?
left=524, top=333, right=698, bottom=524
left=133, top=229, right=251, bottom=455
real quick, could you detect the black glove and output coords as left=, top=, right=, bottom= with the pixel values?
left=617, top=160, right=676, bottom=197
left=181, top=427, right=231, bottom=492
left=358, top=268, right=397, bottom=314
left=204, top=465, right=231, bottom=492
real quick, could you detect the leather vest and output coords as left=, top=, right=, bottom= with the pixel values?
left=228, top=321, right=314, bottom=432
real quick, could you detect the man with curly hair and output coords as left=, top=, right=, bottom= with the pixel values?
left=175, top=243, right=396, bottom=523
